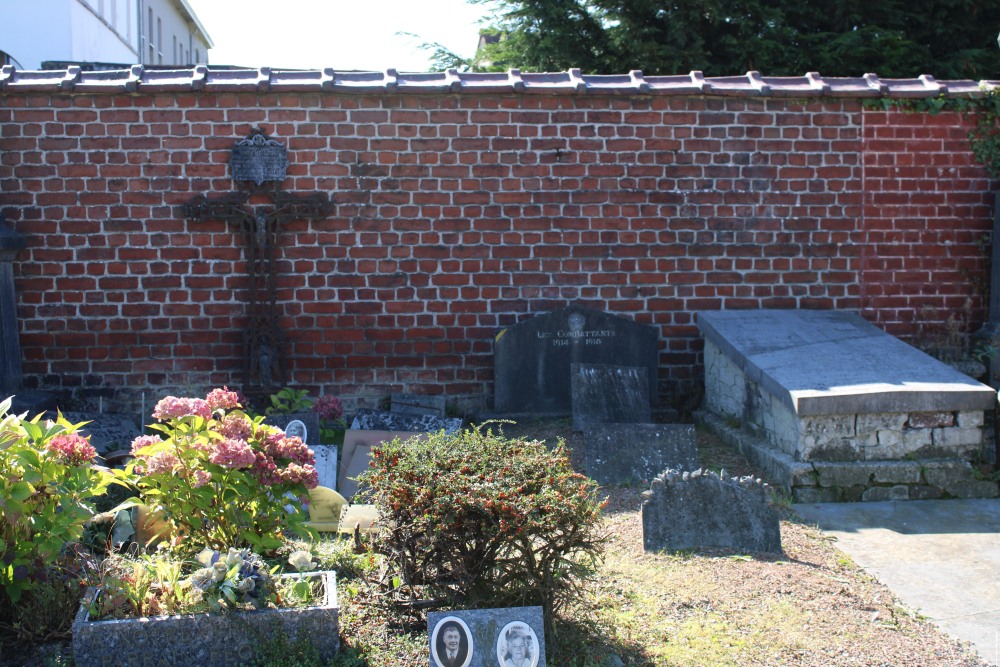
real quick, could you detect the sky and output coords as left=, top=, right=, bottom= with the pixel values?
left=184, top=0, right=495, bottom=72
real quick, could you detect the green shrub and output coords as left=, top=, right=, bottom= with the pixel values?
left=0, top=400, right=127, bottom=605
left=356, top=424, right=606, bottom=625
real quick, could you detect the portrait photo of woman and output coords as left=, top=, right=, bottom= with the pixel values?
left=495, top=621, right=539, bottom=667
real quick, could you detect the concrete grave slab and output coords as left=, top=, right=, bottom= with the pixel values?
left=428, top=606, right=545, bottom=667
left=584, top=424, right=697, bottom=485
left=570, top=363, right=651, bottom=431
left=697, top=310, right=995, bottom=417
left=350, top=408, right=461, bottom=434
left=493, top=305, right=658, bottom=414
left=642, top=468, right=782, bottom=554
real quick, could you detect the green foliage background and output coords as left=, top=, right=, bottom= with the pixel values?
left=450, top=0, right=1000, bottom=78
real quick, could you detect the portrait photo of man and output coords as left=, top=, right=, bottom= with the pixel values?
left=430, top=616, right=473, bottom=667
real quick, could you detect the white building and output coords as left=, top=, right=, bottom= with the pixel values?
left=0, top=0, right=212, bottom=70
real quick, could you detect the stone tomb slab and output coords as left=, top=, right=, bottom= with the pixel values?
left=584, top=424, right=697, bottom=485
left=428, top=606, right=545, bottom=667
left=493, top=305, right=658, bottom=414
left=697, top=310, right=998, bottom=501
left=698, top=310, right=996, bottom=418
left=570, top=363, right=651, bottom=431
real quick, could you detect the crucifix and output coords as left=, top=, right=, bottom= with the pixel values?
left=183, top=128, right=332, bottom=404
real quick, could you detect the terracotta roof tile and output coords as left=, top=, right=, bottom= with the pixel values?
left=0, top=65, right=996, bottom=98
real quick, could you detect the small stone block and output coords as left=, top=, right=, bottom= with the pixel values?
left=943, top=480, right=999, bottom=499
left=814, top=464, right=873, bottom=489
left=923, top=460, right=974, bottom=487
left=931, top=427, right=982, bottom=448
left=390, top=393, right=446, bottom=417
left=870, top=462, right=923, bottom=485
left=956, top=411, right=985, bottom=429
left=584, top=424, right=697, bottom=485
left=856, top=413, right=908, bottom=434
left=908, top=412, right=954, bottom=429
left=861, top=485, right=910, bottom=502
left=909, top=485, right=944, bottom=500
left=792, top=486, right=842, bottom=503
left=428, top=606, right=546, bottom=667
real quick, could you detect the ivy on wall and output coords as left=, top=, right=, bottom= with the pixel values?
left=868, top=88, right=1000, bottom=178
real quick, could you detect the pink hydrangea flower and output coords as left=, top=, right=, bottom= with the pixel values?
left=191, top=469, right=212, bottom=488
left=144, top=450, right=180, bottom=475
left=218, top=414, right=252, bottom=441
left=47, top=434, right=97, bottom=465
left=208, top=438, right=256, bottom=470
left=152, top=396, right=212, bottom=421
left=312, top=394, right=344, bottom=421
left=281, top=462, right=319, bottom=489
left=251, top=451, right=282, bottom=487
left=205, top=386, right=242, bottom=412
left=262, top=432, right=314, bottom=466
left=130, top=434, right=163, bottom=456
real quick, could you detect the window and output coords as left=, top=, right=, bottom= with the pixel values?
left=173, top=35, right=177, bottom=64
left=148, top=8, right=154, bottom=63
left=195, top=48, right=201, bottom=63
left=157, top=17, right=162, bottom=64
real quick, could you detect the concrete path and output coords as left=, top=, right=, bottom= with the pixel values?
left=795, top=499, right=1000, bottom=666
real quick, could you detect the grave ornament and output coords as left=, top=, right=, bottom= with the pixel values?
left=183, top=128, right=332, bottom=404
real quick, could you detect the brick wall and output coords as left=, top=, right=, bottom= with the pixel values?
left=0, top=87, right=993, bottom=412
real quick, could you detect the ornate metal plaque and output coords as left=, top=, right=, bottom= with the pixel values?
left=230, top=129, right=289, bottom=185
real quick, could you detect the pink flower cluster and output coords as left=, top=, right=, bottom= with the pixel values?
left=152, top=396, right=212, bottom=421
left=191, top=469, right=212, bottom=488
left=261, top=432, right=314, bottom=466
left=312, top=394, right=344, bottom=421
left=218, top=414, right=252, bottom=441
left=282, top=462, right=319, bottom=489
left=130, top=434, right=163, bottom=455
left=208, top=438, right=256, bottom=470
left=47, top=433, right=97, bottom=465
left=206, top=386, right=242, bottom=412
left=143, top=449, right=180, bottom=475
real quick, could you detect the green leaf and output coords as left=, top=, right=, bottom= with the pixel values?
left=8, top=481, right=34, bottom=501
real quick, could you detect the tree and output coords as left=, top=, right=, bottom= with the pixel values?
left=468, top=0, right=1000, bottom=78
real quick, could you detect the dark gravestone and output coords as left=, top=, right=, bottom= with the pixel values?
left=428, top=606, right=546, bottom=667
left=230, top=129, right=289, bottom=186
left=493, top=305, right=658, bottom=414
left=642, top=468, right=782, bottom=554
left=570, top=363, right=650, bottom=431
left=59, top=413, right=141, bottom=455
left=0, top=214, right=25, bottom=395
left=390, top=393, right=446, bottom=418
left=350, top=408, right=461, bottom=434
left=584, top=424, right=697, bottom=485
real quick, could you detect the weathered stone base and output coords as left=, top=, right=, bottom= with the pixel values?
left=701, top=412, right=999, bottom=502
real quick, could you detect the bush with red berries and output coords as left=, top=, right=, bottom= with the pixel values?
left=356, top=423, right=606, bottom=622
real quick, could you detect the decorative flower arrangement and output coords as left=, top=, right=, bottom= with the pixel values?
left=127, top=387, right=319, bottom=555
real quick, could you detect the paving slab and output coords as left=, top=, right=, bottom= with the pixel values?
left=795, top=499, right=1000, bottom=665
left=697, top=310, right=996, bottom=416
